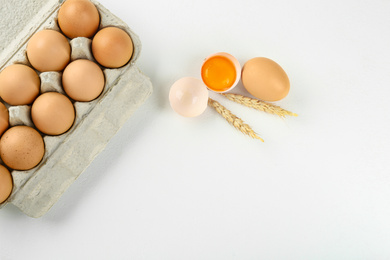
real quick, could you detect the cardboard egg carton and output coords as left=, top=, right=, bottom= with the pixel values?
left=0, top=0, right=153, bottom=217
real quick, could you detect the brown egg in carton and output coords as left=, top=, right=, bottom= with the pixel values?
left=0, top=0, right=153, bottom=217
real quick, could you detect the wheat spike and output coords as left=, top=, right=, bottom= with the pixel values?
left=220, top=93, right=298, bottom=118
left=208, top=98, right=264, bottom=142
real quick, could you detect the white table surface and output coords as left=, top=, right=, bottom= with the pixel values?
left=1, top=0, right=390, bottom=259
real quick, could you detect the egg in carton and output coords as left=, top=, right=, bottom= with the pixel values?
left=0, top=0, right=153, bottom=217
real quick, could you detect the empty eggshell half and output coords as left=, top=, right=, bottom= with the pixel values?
left=169, top=77, right=209, bottom=117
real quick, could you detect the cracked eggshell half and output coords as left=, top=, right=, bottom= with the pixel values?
left=201, top=52, right=241, bottom=93
left=169, top=77, right=209, bottom=117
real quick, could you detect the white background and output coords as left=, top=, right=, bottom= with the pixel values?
left=1, top=0, right=390, bottom=259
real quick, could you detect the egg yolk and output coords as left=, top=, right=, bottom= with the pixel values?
left=201, top=56, right=236, bottom=92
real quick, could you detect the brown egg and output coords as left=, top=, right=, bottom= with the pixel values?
left=26, top=29, right=71, bottom=72
left=62, top=59, right=105, bottom=101
left=31, top=92, right=75, bottom=135
left=0, top=64, right=40, bottom=105
left=58, top=0, right=100, bottom=39
left=0, top=126, right=45, bottom=170
left=0, top=164, right=13, bottom=204
left=0, top=102, right=9, bottom=136
left=92, top=27, right=133, bottom=68
left=241, top=57, right=290, bottom=102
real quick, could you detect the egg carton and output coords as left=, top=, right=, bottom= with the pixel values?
left=0, top=0, right=153, bottom=217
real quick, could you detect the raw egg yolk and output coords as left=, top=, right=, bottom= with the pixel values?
left=201, top=56, right=236, bottom=92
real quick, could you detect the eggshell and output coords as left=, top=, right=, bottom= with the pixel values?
left=58, top=0, right=100, bottom=39
left=0, top=126, right=45, bottom=170
left=62, top=59, right=105, bottom=101
left=0, top=64, right=40, bottom=105
left=92, top=27, right=133, bottom=68
left=0, top=164, right=13, bottom=204
left=26, top=29, right=71, bottom=72
left=31, top=92, right=75, bottom=135
left=241, top=57, right=290, bottom=101
left=169, top=77, right=209, bottom=117
left=0, top=102, right=9, bottom=136
left=201, top=52, right=241, bottom=93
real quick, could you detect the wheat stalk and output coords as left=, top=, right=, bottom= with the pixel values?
left=208, top=98, right=264, bottom=142
left=220, top=93, right=297, bottom=118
